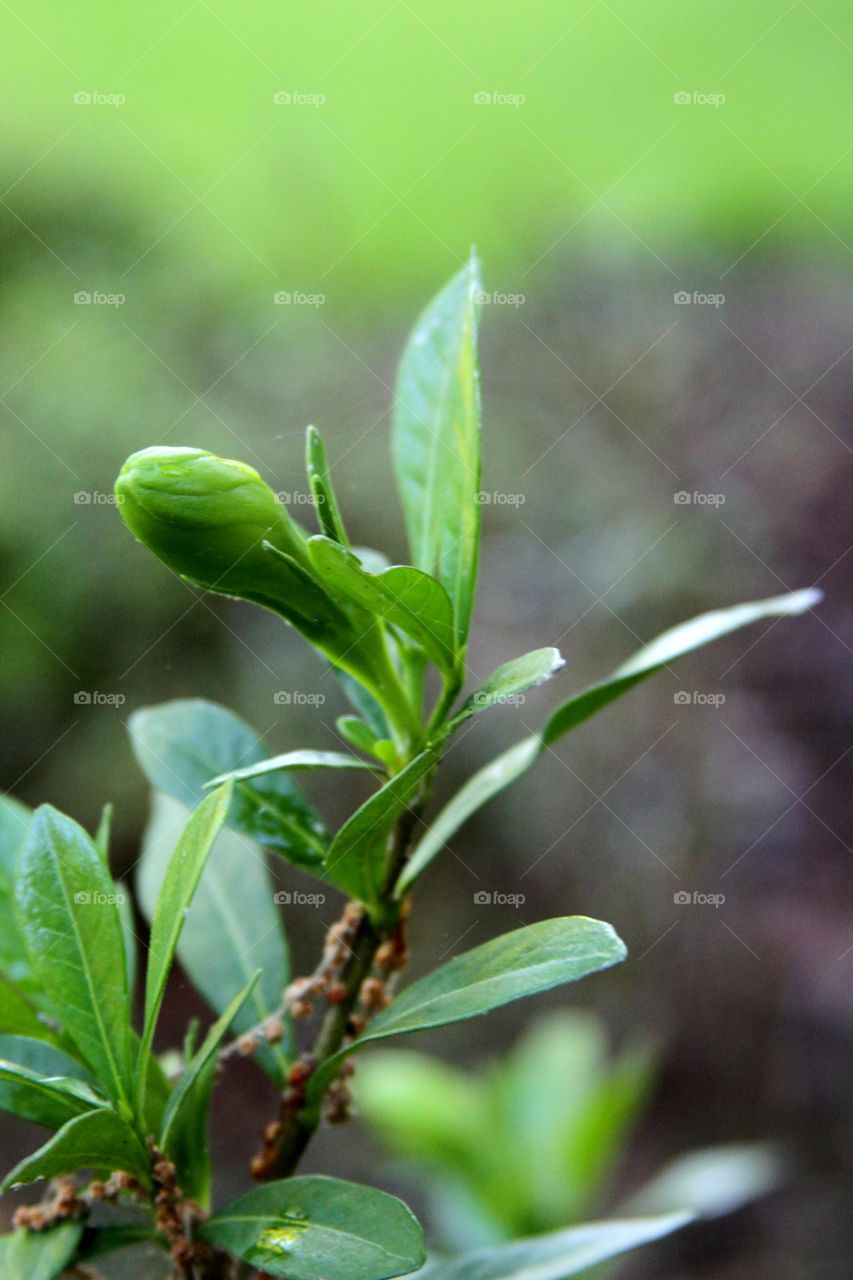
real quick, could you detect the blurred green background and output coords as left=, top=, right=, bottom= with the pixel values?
left=2, top=1, right=852, bottom=1276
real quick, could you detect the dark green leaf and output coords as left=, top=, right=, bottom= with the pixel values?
left=200, top=1175, right=425, bottom=1280
left=208, top=750, right=379, bottom=786
left=0, top=980, right=60, bottom=1044
left=324, top=750, right=437, bottom=908
left=453, top=648, right=564, bottom=724
left=138, top=782, right=233, bottom=1113
left=138, top=794, right=291, bottom=1085
left=417, top=1212, right=693, bottom=1280
left=306, top=425, right=350, bottom=544
left=17, top=807, right=133, bottom=1110
left=129, top=699, right=328, bottom=870
left=0, top=795, right=34, bottom=993
left=1, top=1108, right=151, bottom=1192
left=308, top=537, right=458, bottom=680
left=0, top=1057, right=103, bottom=1129
left=393, top=254, right=483, bottom=650
left=0, top=1221, right=84, bottom=1280
left=309, top=918, right=625, bottom=1102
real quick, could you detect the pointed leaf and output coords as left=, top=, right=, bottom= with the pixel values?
left=0, top=1221, right=84, bottom=1280
left=306, top=425, right=350, bottom=544
left=93, top=802, right=113, bottom=863
left=208, top=750, right=379, bottom=786
left=0, top=1059, right=104, bottom=1129
left=308, top=537, right=458, bottom=679
left=129, top=699, right=328, bottom=870
left=200, top=1175, right=425, bottom=1280
left=0, top=795, right=34, bottom=992
left=454, top=648, right=564, bottom=724
left=418, top=1212, right=693, bottom=1280
left=324, top=750, right=438, bottom=908
left=393, top=254, right=483, bottom=649
left=138, top=793, right=290, bottom=1085
left=17, top=807, right=133, bottom=1109
left=1, top=1108, right=151, bottom=1191
left=309, top=917, right=625, bottom=1102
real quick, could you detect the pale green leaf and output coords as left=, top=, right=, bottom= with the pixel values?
left=306, top=424, right=349, bottom=544
left=454, top=648, right=564, bottom=724
left=0, top=1221, right=84, bottom=1280
left=207, top=749, right=379, bottom=786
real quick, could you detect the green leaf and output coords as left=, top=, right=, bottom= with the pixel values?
left=0, top=1058, right=103, bottom=1128
left=337, top=715, right=387, bottom=759
left=623, top=1141, right=784, bottom=1221
left=309, top=917, right=625, bottom=1103
left=0, top=979, right=60, bottom=1044
left=337, top=671, right=391, bottom=741
left=400, top=588, right=820, bottom=891
left=0, top=1035, right=95, bottom=1084
left=17, top=807, right=133, bottom=1110
left=116, top=883, right=138, bottom=998
left=397, top=738, right=540, bottom=896
left=417, top=1212, right=693, bottom=1280
left=393, top=254, right=483, bottom=650
left=159, top=974, right=260, bottom=1206
left=138, top=782, right=233, bottom=1113
left=129, top=698, right=328, bottom=870
left=0, top=795, right=35, bottom=993
left=324, top=750, right=438, bottom=908
left=308, top=537, right=458, bottom=680
left=0, top=1221, right=84, bottom=1280
left=1, top=1108, right=151, bottom=1192
left=138, top=793, right=291, bottom=1086
left=200, top=1175, right=425, bottom=1280
left=306, top=425, right=350, bottom=544
left=94, top=802, right=113, bottom=862
left=453, top=648, right=564, bottom=724
left=207, top=749, right=380, bottom=786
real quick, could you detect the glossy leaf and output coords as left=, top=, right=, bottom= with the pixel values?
left=138, top=793, right=290, bottom=1085
left=324, top=750, right=438, bottom=908
left=306, top=425, right=349, bottom=544
left=0, top=1221, right=84, bottom=1280
left=208, top=750, right=379, bottom=786
left=0, top=1035, right=95, bottom=1085
left=400, top=588, right=820, bottom=891
left=309, top=917, right=625, bottom=1102
left=0, top=980, right=60, bottom=1043
left=138, top=782, right=233, bottom=1111
left=1, top=1108, right=151, bottom=1191
left=17, top=806, right=133, bottom=1109
left=454, top=647, right=564, bottom=724
left=129, top=699, right=328, bottom=869
left=0, top=1057, right=103, bottom=1129
left=418, top=1212, right=693, bottom=1280
left=393, top=254, right=483, bottom=649
left=0, top=795, right=34, bottom=992
left=200, top=1175, right=425, bottom=1280
left=308, top=537, right=458, bottom=679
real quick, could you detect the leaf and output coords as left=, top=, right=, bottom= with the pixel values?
left=129, top=699, right=328, bottom=870
left=207, top=749, right=380, bottom=786
left=308, top=917, right=626, bottom=1103
left=0, top=1058, right=103, bottom=1129
left=400, top=588, right=820, bottom=891
left=0, top=979, right=60, bottom=1044
left=308, top=537, right=458, bottom=680
left=0, top=1035, right=96, bottom=1085
left=454, top=648, right=564, bottom=723
left=138, top=782, right=233, bottom=1112
left=0, top=795, right=35, bottom=992
left=337, top=671, right=391, bottom=740
left=159, top=974, right=260, bottom=1205
left=17, top=807, right=133, bottom=1110
left=200, top=1175, right=425, bottom=1280
left=623, top=1142, right=785, bottom=1221
left=324, top=750, right=438, bottom=908
left=393, top=254, right=483, bottom=649
left=417, top=1212, right=693, bottom=1280
left=138, top=793, right=291, bottom=1085
left=306, top=425, right=350, bottom=544
left=337, top=715, right=387, bottom=759
left=397, top=739, right=540, bottom=896
left=0, top=1221, right=84, bottom=1280
left=116, top=883, right=138, bottom=998
left=1, top=1108, right=151, bottom=1192
left=94, top=802, right=113, bottom=862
